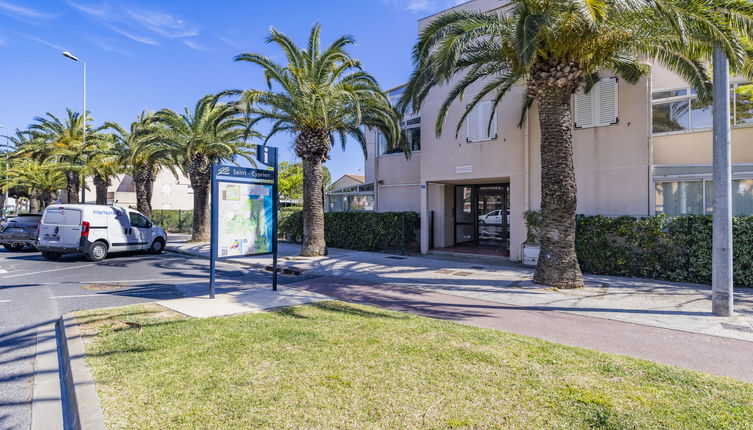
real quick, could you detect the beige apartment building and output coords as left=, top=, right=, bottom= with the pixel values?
left=363, top=0, right=753, bottom=261
left=82, top=168, right=195, bottom=210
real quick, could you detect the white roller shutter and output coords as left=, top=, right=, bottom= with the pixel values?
left=574, top=89, right=594, bottom=128
left=467, top=101, right=498, bottom=142
left=573, top=77, right=618, bottom=128
left=466, top=104, right=480, bottom=142
left=598, top=78, right=618, bottom=125
left=481, top=101, right=498, bottom=140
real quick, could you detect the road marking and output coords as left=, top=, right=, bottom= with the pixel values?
left=50, top=292, right=177, bottom=299
left=0, top=299, right=10, bottom=303
left=0, top=269, right=7, bottom=274
left=50, top=294, right=105, bottom=299
left=32, top=277, right=249, bottom=286
left=2, top=264, right=96, bottom=279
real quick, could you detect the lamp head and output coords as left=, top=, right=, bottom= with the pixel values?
left=62, top=51, right=80, bottom=62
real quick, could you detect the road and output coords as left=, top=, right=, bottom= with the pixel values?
left=0, top=245, right=274, bottom=430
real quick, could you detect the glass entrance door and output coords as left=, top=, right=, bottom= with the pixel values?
left=454, top=184, right=509, bottom=250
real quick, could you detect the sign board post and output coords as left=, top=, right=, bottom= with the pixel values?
left=210, top=146, right=278, bottom=298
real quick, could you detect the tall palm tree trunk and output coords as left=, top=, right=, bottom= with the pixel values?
left=133, top=167, right=154, bottom=218
left=43, top=190, right=58, bottom=208
left=93, top=175, right=110, bottom=205
left=29, top=189, right=40, bottom=214
left=188, top=155, right=211, bottom=242
left=532, top=81, right=584, bottom=288
left=65, top=171, right=80, bottom=204
left=301, top=157, right=326, bottom=256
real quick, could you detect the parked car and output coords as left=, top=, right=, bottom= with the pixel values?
left=478, top=209, right=510, bottom=225
left=0, top=214, right=43, bottom=251
left=36, top=204, right=167, bottom=261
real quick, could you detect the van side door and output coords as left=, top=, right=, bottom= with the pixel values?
left=109, top=208, right=132, bottom=251
left=127, top=211, right=152, bottom=250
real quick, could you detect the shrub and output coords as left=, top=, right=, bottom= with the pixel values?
left=574, top=213, right=753, bottom=288
left=279, top=210, right=420, bottom=252
left=151, top=209, right=193, bottom=233
left=524, top=210, right=541, bottom=244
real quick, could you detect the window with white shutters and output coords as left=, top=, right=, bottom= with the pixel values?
left=466, top=100, right=498, bottom=142
left=573, top=77, right=619, bottom=128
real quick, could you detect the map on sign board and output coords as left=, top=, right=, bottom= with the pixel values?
left=217, top=182, right=273, bottom=257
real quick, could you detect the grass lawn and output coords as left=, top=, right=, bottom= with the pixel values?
left=76, top=302, right=753, bottom=430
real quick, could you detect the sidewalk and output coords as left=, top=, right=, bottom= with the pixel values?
left=165, top=239, right=753, bottom=343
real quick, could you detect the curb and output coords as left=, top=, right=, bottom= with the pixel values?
left=165, top=246, right=306, bottom=276
left=31, top=323, right=65, bottom=430
left=57, top=313, right=107, bottom=430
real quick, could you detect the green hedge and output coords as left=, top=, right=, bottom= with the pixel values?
left=575, top=214, right=753, bottom=287
left=152, top=209, right=194, bottom=233
left=280, top=210, right=420, bottom=252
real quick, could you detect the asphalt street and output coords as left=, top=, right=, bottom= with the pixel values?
left=0, top=245, right=275, bottom=430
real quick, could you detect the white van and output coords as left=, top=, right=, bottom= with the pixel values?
left=36, top=205, right=167, bottom=261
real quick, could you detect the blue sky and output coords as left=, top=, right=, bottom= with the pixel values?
left=0, top=0, right=462, bottom=181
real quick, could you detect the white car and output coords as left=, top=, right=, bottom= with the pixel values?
left=36, top=204, right=167, bottom=261
left=478, top=209, right=510, bottom=225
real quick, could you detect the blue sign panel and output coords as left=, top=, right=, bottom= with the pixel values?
left=209, top=146, right=279, bottom=297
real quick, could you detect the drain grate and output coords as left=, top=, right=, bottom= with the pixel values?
left=385, top=256, right=408, bottom=260
left=721, top=323, right=753, bottom=333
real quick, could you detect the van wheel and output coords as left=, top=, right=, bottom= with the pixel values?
left=3, top=244, right=24, bottom=251
left=87, top=241, right=108, bottom=262
left=148, top=238, right=165, bottom=254
left=41, top=251, right=62, bottom=260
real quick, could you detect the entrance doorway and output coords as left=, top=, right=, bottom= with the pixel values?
left=453, top=184, right=510, bottom=254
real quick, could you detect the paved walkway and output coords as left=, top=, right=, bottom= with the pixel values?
left=166, top=240, right=753, bottom=343
left=289, top=276, right=753, bottom=383
left=158, top=283, right=331, bottom=318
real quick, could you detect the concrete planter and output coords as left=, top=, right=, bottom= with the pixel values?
left=522, top=243, right=540, bottom=267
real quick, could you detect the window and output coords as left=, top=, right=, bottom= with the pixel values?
left=655, top=181, right=704, bottom=216
left=655, top=179, right=753, bottom=216
left=377, top=118, right=421, bottom=155
left=574, top=77, right=619, bottom=128
left=652, top=83, right=753, bottom=134
left=129, top=212, right=150, bottom=228
left=466, top=100, right=498, bottom=142
left=733, top=83, right=753, bottom=125
left=42, top=209, right=81, bottom=226
left=327, top=194, right=374, bottom=212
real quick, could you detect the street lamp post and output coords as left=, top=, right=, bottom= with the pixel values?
left=712, top=45, right=734, bottom=316
left=0, top=125, right=9, bottom=216
left=62, top=51, right=87, bottom=204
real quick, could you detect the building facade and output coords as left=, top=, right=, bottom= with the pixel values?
left=364, top=0, right=753, bottom=261
left=83, top=168, right=195, bottom=210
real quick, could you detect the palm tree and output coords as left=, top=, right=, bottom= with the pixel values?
left=149, top=95, right=257, bottom=241
left=4, top=158, right=66, bottom=211
left=398, top=0, right=753, bottom=288
left=105, top=112, right=175, bottom=218
left=83, top=134, right=122, bottom=205
left=23, top=109, right=98, bottom=204
left=233, top=24, right=403, bottom=256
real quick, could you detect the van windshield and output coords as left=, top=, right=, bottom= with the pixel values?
left=42, top=208, right=82, bottom=226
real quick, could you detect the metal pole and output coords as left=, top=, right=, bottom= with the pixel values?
left=272, top=147, right=278, bottom=291
left=81, top=61, right=87, bottom=204
left=4, top=138, right=8, bottom=216
left=712, top=45, right=734, bottom=316
left=209, top=164, right=218, bottom=299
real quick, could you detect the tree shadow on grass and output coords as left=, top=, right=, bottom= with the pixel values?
left=272, top=301, right=408, bottom=320
left=309, top=301, right=409, bottom=320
